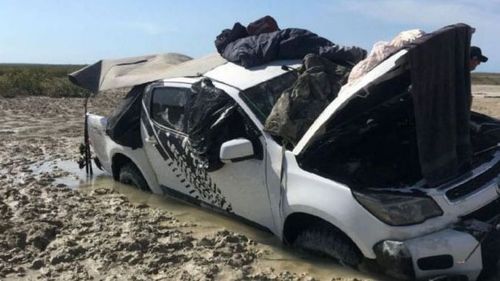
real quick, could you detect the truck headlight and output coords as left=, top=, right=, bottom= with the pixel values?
left=353, top=191, right=443, bottom=226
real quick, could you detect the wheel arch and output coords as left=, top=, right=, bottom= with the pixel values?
left=111, top=153, right=134, bottom=181
left=282, top=212, right=363, bottom=257
left=110, top=151, right=161, bottom=194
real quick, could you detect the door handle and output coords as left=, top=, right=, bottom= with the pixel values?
left=145, top=136, right=158, bottom=145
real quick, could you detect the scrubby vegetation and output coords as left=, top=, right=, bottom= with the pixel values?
left=0, top=64, right=498, bottom=98
left=0, top=64, right=90, bottom=98
left=472, top=72, right=500, bottom=85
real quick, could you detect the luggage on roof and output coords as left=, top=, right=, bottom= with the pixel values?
left=215, top=16, right=367, bottom=68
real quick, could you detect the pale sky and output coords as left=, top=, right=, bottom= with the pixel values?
left=1, top=0, right=498, bottom=72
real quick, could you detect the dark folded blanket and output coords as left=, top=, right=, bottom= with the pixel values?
left=217, top=27, right=366, bottom=68
left=407, top=23, right=473, bottom=187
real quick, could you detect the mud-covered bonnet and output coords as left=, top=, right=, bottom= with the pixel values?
left=68, top=53, right=192, bottom=93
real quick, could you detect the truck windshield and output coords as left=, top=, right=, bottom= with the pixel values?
left=239, top=71, right=298, bottom=124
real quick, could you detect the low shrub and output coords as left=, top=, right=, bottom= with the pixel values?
left=0, top=65, right=90, bottom=98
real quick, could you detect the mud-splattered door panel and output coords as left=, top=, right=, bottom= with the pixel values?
left=141, top=85, right=202, bottom=199
left=141, top=84, right=273, bottom=229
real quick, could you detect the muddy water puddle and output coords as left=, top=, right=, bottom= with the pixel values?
left=42, top=159, right=388, bottom=280
left=28, top=159, right=106, bottom=188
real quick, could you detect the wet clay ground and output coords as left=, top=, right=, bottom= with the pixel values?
left=0, top=92, right=380, bottom=281
left=0, top=89, right=499, bottom=280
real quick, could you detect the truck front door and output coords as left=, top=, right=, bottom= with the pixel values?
left=141, top=82, right=274, bottom=230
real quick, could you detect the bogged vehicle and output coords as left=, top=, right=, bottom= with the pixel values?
left=69, top=23, right=500, bottom=281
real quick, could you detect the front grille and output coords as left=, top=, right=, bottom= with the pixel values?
left=462, top=198, right=500, bottom=222
left=446, top=161, right=500, bottom=201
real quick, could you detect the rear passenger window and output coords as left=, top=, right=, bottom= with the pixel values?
left=151, top=87, right=191, bottom=132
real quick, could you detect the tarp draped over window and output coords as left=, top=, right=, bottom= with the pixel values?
left=105, top=85, right=146, bottom=149
left=186, top=79, right=262, bottom=171
left=186, top=79, right=239, bottom=171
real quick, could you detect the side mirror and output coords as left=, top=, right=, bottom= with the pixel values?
left=220, top=138, right=254, bottom=163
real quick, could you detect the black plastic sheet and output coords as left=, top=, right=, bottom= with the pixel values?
left=105, top=85, right=145, bottom=149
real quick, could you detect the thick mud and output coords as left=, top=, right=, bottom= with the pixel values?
left=0, top=93, right=381, bottom=281
left=0, top=90, right=499, bottom=280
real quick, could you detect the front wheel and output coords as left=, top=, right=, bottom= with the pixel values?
left=118, top=162, right=150, bottom=192
left=293, top=223, right=362, bottom=267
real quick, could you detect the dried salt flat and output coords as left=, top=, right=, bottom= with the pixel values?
left=472, top=85, right=500, bottom=98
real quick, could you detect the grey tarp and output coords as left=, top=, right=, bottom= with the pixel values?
left=152, top=53, right=227, bottom=81
left=69, top=53, right=228, bottom=93
left=68, top=53, right=192, bottom=93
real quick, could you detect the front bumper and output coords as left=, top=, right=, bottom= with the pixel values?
left=374, top=217, right=500, bottom=281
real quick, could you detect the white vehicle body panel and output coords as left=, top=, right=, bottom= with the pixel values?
left=204, top=60, right=302, bottom=91
left=405, top=229, right=482, bottom=280
left=140, top=82, right=197, bottom=196
left=87, top=114, right=161, bottom=194
left=282, top=149, right=500, bottom=258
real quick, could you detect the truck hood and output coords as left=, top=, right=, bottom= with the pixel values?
left=293, top=49, right=409, bottom=156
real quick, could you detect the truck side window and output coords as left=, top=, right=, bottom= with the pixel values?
left=150, top=87, right=190, bottom=132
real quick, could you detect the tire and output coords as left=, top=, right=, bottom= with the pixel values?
left=118, top=162, right=150, bottom=192
left=293, top=223, right=362, bottom=267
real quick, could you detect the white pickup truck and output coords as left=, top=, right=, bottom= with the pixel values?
left=79, top=47, right=500, bottom=281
